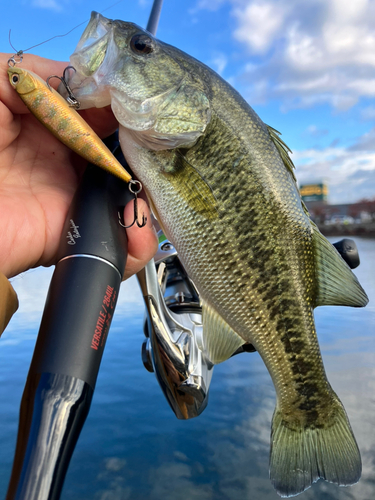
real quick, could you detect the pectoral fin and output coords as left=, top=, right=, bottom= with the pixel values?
left=201, top=301, right=245, bottom=364
left=313, top=224, right=368, bottom=307
left=164, top=150, right=218, bottom=219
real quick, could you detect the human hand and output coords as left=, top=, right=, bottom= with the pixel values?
left=0, top=53, right=158, bottom=279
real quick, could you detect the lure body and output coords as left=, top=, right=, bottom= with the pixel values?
left=7, top=66, right=131, bottom=184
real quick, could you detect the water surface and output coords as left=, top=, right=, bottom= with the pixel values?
left=0, top=237, right=374, bottom=500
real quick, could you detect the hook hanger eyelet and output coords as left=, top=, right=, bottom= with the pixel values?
left=118, top=180, right=147, bottom=229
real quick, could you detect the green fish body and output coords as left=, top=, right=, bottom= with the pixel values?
left=65, top=12, right=369, bottom=497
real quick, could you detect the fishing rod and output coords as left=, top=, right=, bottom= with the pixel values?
left=146, top=0, right=164, bottom=34
left=6, top=2, right=164, bottom=500
left=6, top=138, right=130, bottom=500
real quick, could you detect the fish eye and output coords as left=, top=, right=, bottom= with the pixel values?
left=130, top=34, right=153, bottom=55
left=11, top=74, right=19, bottom=84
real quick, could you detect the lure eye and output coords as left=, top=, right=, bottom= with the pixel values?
left=130, top=34, right=153, bottom=55
left=11, top=74, right=19, bottom=84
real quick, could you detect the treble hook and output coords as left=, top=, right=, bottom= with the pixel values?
left=119, top=180, right=148, bottom=229
left=46, top=66, right=80, bottom=109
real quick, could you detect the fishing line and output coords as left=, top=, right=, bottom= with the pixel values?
left=8, top=0, right=125, bottom=61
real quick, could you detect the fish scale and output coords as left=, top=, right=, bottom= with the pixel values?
left=64, top=12, right=368, bottom=497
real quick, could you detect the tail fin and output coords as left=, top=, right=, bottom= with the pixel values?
left=270, top=403, right=361, bottom=497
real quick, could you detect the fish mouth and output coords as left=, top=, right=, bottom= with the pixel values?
left=59, top=12, right=115, bottom=109
left=59, top=11, right=199, bottom=150
left=61, top=11, right=183, bottom=124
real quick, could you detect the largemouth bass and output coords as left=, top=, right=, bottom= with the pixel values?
left=63, top=12, right=369, bottom=497
left=8, top=66, right=132, bottom=183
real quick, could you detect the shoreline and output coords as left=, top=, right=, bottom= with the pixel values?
left=316, top=222, right=375, bottom=238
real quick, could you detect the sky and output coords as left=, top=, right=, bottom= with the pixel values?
left=1, top=0, right=375, bottom=204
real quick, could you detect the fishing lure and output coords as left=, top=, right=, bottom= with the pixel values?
left=8, top=65, right=132, bottom=184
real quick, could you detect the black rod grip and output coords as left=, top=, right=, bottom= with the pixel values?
left=30, top=255, right=122, bottom=388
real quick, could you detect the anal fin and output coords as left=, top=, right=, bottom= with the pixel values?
left=202, top=301, right=244, bottom=364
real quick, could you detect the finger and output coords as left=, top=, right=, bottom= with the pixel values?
left=122, top=198, right=158, bottom=280
left=0, top=99, right=20, bottom=153
left=80, top=106, right=118, bottom=139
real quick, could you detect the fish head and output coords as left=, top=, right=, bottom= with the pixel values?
left=62, top=12, right=211, bottom=150
left=8, top=67, right=37, bottom=94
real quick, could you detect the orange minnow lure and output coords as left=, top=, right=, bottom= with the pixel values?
left=7, top=66, right=132, bottom=183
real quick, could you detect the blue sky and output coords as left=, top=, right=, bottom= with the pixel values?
left=2, top=0, right=375, bottom=204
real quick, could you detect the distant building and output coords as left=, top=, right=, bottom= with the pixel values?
left=298, top=181, right=375, bottom=228
left=299, top=183, right=328, bottom=204
left=303, top=201, right=375, bottom=226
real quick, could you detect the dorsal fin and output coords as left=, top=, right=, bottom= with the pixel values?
left=266, top=125, right=296, bottom=182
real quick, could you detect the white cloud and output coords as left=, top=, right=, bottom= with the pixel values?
left=305, top=125, right=329, bottom=139
left=32, top=0, right=62, bottom=11
left=149, top=462, right=213, bottom=499
left=361, top=106, right=375, bottom=120
left=138, top=0, right=151, bottom=7
left=210, top=53, right=228, bottom=75
left=196, top=0, right=375, bottom=111
left=233, top=2, right=287, bottom=54
left=192, top=0, right=228, bottom=12
left=294, top=128, right=375, bottom=203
